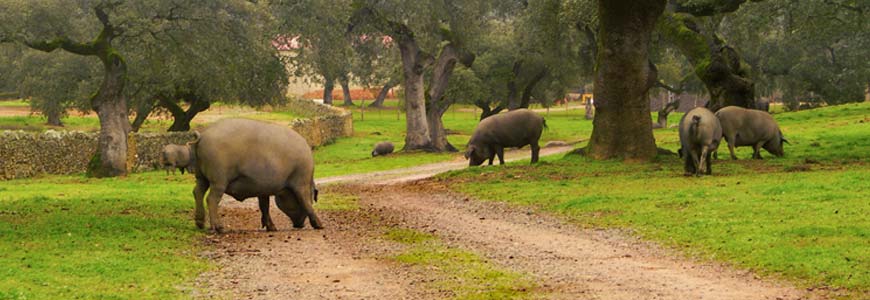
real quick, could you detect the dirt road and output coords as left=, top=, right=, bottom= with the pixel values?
left=197, top=147, right=810, bottom=300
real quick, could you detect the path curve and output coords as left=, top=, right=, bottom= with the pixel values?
left=199, top=145, right=811, bottom=299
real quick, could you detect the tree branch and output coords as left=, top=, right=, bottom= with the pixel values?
left=655, top=80, right=684, bottom=93
left=25, top=37, right=99, bottom=56
left=672, top=0, right=764, bottom=16
left=821, top=0, right=865, bottom=14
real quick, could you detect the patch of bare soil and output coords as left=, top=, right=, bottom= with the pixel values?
left=194, top=200, right=434, bottom=300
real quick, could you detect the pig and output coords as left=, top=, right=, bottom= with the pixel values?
left=190, top=119, right=321, bottom=233
left=464, top=109, right=545, bottom=166
left=371, top=141, right=395, bottom=157
left=715, top=106, right=788, bottom=160
left=679, top=107, right=723, bottom=176
left=160, top=144, right=194, bottom=175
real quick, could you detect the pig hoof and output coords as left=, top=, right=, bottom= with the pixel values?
left=265, top=224, right=277, bottom=232
left=312, top=224, right=324, bottom=230
left=196, top=221, right=205, bottom=229
left=683, top=172, right=693, bottom=177
left=212, top=226, right=225, bottom=234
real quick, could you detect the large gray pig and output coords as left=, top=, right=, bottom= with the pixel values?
left=715, top=106, right=788, bottom=160
left=160, top=144, right=194, bottom=175
left=191, top=119, right=321, bottom=233
left=464, top=109, right=545, bottom=166
left=679, top=107, right=723, bottom=176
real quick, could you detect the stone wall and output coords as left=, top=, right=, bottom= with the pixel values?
left=285, top=99, right=353, bottom=147
left=0, top=100, right=352, bottom=180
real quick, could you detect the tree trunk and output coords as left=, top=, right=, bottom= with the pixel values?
left=507, top=61, right=522, bottom=109
left=340, top=77, right=354, bottom=106
left=658, top=12, right=754, bottom=111
left=370, top=78, right=398, bottom=107
left=425, top=43, right=471, bottom=152
left=476, top=99, right=505, bottom=120
left=519, top=70, right=547, bottom=109
left=90, top=51, right=131, bottom=177
left=426, top=102, right=456, bottom=152
left=46, top=109, right=64, bottom=126
left=653, top=99, right=680, bottom=129
left=162, top=94, right=211, bottom=132
left=323, top=78, right=335, bottom=105
left=131, top=98, right=156, bottom=132
left=586, top=0, right=664, bottom=161
left=24, top=7, right=130, bottom=177
left=397, top=38, right=433, bottom=151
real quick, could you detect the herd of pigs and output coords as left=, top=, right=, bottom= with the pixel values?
left=159, top=106, right=785, bottom=232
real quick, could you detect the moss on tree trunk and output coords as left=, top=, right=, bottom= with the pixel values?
left=658, top=12, right=755, bottom=110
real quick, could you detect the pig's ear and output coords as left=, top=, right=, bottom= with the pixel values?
left=464, top=145, right=474, bottom=159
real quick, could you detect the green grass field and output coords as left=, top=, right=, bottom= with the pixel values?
left=0, top=172, right=209, bottom=299
left=0, top=99, right=29, bottom=107
left=440, top=102, right=870, bottom=296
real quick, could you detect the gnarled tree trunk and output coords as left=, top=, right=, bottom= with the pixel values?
left=425, top=43, right=472, bottom=152
left=340, top=76, right=354, bottom=106
left=162, top=93, right=210, bottom=132
left=658, top=11, right=754, bottom=111
left=131, top=98, right=157, bottom=133
left=322, top=77, right=335, bottom=105
left=507, top=61, right=547, bottom=110
left=397, top=37, right=434, bottom=151
left=91, top=51, right=131, bottom=177
left=25, top=7, right=131, bottom=177
left=519, top=70, right=547, bottom=109
left=370, top=78, right=398, bottom=107
left=653, top=99, right=680, bottom=129
left=475, top=99, right=505, bottom=120
left=46, top=110, right=64, bottom=127
left=585, top=0, right=665, bottom=161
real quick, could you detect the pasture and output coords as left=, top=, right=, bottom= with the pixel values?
left=1, top=102, right=867, bottom=298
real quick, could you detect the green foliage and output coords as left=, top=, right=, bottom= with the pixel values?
left=0, top=172, right=209, bottom=299
left=721, top=0, right=870, bottom=105
left=126, top=1, right=289, bottom=122
left=442, top=102, right=870, bottom=294
left=387, top=228, right=538, bottom=299
left=272, top=0, right=355, bottom=91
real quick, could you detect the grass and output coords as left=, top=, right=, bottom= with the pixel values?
left=0, top=99, right=29, bottom=107
left=314, top=105, right=592, bottom=178
left=0, top=172, right=209, bottom=299
left=440, top=102, right=870, bottom=296
left=384, top=228, right=539, bottom=300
